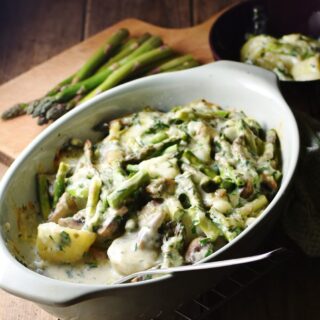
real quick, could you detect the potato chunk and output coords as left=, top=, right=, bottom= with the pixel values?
left=107, top=232, right=158, bottom=275
left=37, top=222, right=96, bottom=263
left=291, top=55, right=320, bottom=81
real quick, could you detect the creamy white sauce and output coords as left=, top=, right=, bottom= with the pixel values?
left=39, top=230, right=160, bottom=283
left=107, top=232, right=159, bottom=275
left=42, top=260, right=121, bottom=284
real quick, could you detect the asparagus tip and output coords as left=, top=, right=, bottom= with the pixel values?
left=1, top=103, right=27, bottom=120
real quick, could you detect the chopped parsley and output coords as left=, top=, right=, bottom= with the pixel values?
left=205, top=248, right=214, bottom=257
left=86, top=261, right=98, bottom=269
left=199, top=237, right=211, bottom=247
left=144, top=121, right=169, bottom=134
left=59, top=231, right=71, bottom=251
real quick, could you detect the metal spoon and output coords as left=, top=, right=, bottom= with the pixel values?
left=113, top=247, right=286, bottom=284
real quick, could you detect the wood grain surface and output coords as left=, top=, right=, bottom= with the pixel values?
left=0, top=1, right=319, bottom=320
left=0, top=164, right=7, bottom=179
left=193, top=0, right=239, bottom=23
left=0, top=0, right=86, bottom=85
left=84, top=0, right=192, bottom=37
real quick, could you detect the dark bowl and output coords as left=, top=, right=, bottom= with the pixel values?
left=209, top=0, right=320, bottom=117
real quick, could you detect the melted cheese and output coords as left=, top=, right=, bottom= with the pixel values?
left=139, top=154, right=179, bottom=179
left=107, top=232, right=159, bottom=275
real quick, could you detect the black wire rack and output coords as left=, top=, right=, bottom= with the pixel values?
left=152, top=225, right=296, bottom=320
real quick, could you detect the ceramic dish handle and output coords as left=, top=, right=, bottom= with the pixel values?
left=0, top=246, right=98, bottom=306
left=199, top=61, right=282, bottom=99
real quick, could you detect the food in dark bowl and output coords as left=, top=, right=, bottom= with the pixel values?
left=209, top=0, right=320, bottom=65
left=241, top=33, right=320, bottom=81
left=209, top=0, right=320, bottom=115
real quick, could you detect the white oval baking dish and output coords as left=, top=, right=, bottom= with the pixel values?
left=0, top=61, right=299, bottom=320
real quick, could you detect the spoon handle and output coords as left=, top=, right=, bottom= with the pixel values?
left=114, top=247, right=286, bottom=284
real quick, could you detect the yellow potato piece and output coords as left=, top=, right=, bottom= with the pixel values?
left=37, top=222, right=96, bottom=263
left=291, top=55, right=320, bottom=81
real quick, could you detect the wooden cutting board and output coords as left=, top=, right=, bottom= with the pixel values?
left=0, top=13, right=224, bottom=166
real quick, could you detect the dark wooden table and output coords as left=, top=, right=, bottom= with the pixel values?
left=0, top=1, right=319, bottom=319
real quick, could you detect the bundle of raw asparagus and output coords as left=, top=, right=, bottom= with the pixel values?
left=2, top=28, right=200, bottom=125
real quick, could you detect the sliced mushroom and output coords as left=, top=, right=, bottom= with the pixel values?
left=48, top=192, right=78, bottom=223
left=261, top=173, right=278, bottom=191
left=146, top=178, right=175, bottom=198
left=185, top=237, right=215, bottom=264
left=97, top=206, right=128, bottom=240
left=88, top=247, right=107, bottom=260
left=240, top=180, right=254, bottom=199
left=97, top=220, right=120, bottom=239
left=137, top=201, right=167, bottom=249
left=57, top=209, right=86, bottom=230
left=58, top=217, right=83, bottom=230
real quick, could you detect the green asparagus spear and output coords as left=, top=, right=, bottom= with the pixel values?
left=32, top=97, right=59, bottom=118
left=53, top=162, right=70, bottom=207
left=140, top=58, right=200, bottom=77
left=10, top=76, right=72, bottom=119
left=117, top=35, right=162, bottom=64
left=138, top=136, right=182, bottom=161
left=96, top=39, right=137, bottom=73
left=164, top=59, right=200, bottom=72
left=161, top=228, right=184, bottom=268
left=45, top=93, right=84, bottom=122
left=181, top=163, right=211, bottom=188
left=35, top=36, right=164, bottom=118
left=148, top=54, right=194, bottom=74
left=176, top=172, right=220, bottom=240
left=45, top=103, right=69, bottom=122
left=46, top=74, right=75, bottom=96
left=37, top=115, right=47, bottom=125
left=96, top=33, right=151, bottom=73
left=33, top=68, right=112, bottom=116
left=19, top=30, right=129, bottom=119
left=81, top=45, right=173, bottom=102
left=236, top=195, right=268, bottom=217
left=95, top=35, right=161, bottom=78
left=107, top=170, right=150, bottom=209
left=3, top=29, right=129, bottom=120
left=125, top=55, right=200, bottom=80
left=85, top=177, right=102, bottom=224
left=182, top=150, right=217, bottom=178
left=1, top=103, right=28, bottom=120
left=78, top=36, right=163, bottom=103
left=7, top=35, right=166, bottom=123
left=46, top=29, right=129, bottom=96
left=36, top=174, right=51, bottom=219
left=210, top=208, right=237, bottom=241
left=126, top=164, right=139, bottom=172
left=259, top=129, right=278, bottom=163
left=26, top=100, right=40, bottom=115
left=210, top=195, right=268, bottom=241
left=72, top=28, right=129, bottom=83
left=2, top=31, right=199, bottom=124
left=62, top=36, right=160, bottom=108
